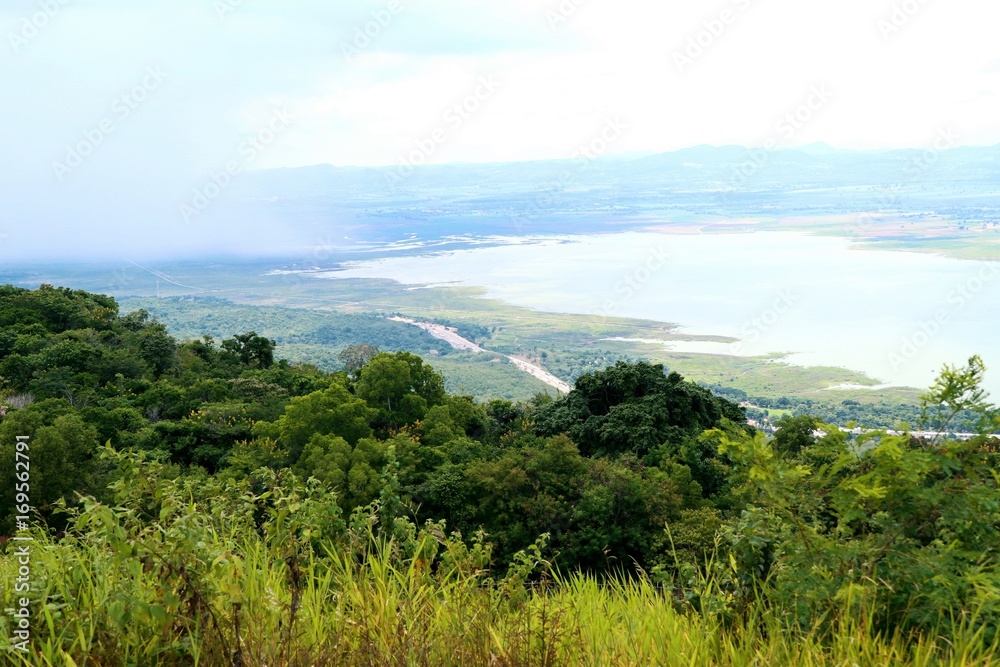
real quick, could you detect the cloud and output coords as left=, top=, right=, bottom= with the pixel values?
left=0, top=0, right=998, bottom=261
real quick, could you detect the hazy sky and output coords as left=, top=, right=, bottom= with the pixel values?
left=1, top=0, right=998, bottom=260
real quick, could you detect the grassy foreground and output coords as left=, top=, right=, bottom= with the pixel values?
left=2, top=450, right=997, bottom=667
left=2, top=538, right=996, bottom=667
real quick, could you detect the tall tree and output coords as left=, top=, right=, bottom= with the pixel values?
left=356, top=352, right=445, bottom=431
left=338, top=343, right=380, bottom=377
left=221, top=331, right=276, bottom=369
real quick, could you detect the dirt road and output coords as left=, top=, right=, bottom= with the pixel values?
left=389, top=317, right=572, bottom=394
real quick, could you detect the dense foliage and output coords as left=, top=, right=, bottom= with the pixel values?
left=1, top=285, right=999, bottom=664
left=0, top=286, right=745, bottom=571
left=4, top=448, right=995, bottom=665
left=704, top=358, right=1000, bottom=640
left=119, top=296, right=555, bottom=401
left=2, top=447, right=996, bottom=665
left=711, top=382, right=984, bottom=432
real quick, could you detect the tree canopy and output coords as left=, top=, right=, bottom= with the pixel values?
left=4, top=285, right=998, bottom=647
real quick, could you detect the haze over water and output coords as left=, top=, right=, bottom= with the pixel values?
left=322, top=231, right=1000, bottom=395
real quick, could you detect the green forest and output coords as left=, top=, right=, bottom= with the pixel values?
left=2, top=285, right=999, bottom=665
left=121, top=294, right=928, bottom=428
left=117, top=296, right=557, bottom=402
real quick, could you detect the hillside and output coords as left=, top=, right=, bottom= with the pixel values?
left=1, top=285, right=999, bottom=664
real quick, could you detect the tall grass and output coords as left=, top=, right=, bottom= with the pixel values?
left=2, top=529, right=998, bottom=666
left=2, top=451, right=997, bottom=666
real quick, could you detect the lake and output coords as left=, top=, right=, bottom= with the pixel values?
left=320, top=231, right=1000, bottom=394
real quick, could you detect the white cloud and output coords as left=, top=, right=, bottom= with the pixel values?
left=254, top=0, right=1000, bottom=165
left=0, top=0, right=997, bottom=259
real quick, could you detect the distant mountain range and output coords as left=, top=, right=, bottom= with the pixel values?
left=223, top=143, right=1000, bottom=253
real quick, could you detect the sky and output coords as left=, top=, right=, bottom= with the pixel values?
left=0, top=0, right=998, bottom=260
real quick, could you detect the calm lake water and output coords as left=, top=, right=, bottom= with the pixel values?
left=322, top=232, right=1000, bottom=394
